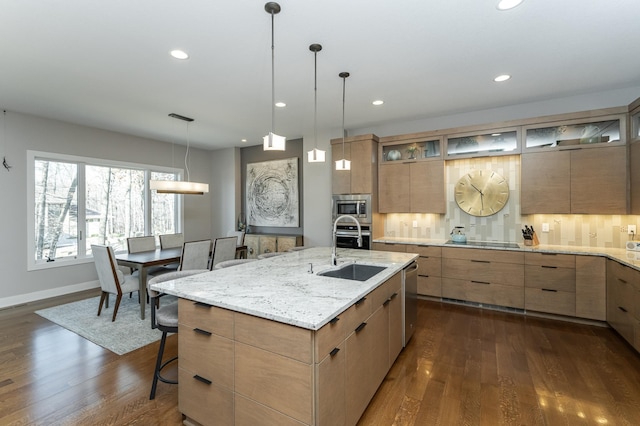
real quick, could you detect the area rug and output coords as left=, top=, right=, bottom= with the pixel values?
left=36, top=295, right=169, bottom=355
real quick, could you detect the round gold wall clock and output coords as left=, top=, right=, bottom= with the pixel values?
left=454, top=169, right=509, bottom=217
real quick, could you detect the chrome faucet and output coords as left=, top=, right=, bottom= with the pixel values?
left=332, top=214, right=362, bottom=266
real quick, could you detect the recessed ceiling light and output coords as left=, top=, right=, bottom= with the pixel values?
left=241, top=139, right=247, bottom=143
left=372, top=100, right=384, bottom=106
left=497, top=0, right=523, bottom=10
left=170, top=50, right=189, bottom=60
left=494, top=74, right=511, bottom=82
left=275, top=102, right=286, bottom=108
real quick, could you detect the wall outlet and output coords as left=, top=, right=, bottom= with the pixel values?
left=629, top=225, right=636, bottom=235
left=542, top=223, right=549, bottom=232
left=412, top=220, right=418, bottom=228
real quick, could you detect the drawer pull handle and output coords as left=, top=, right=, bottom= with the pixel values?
left=390, top=292, right=398, bottom=300
left=618, top=278, right=627, bottom=284
left=618, top=306, right=628, bottom=313
left=541, top=253, right=557, bottom=256
left=355, top=297, right=367, bottom=306
left=541, top=265, right=557, bottom=269
left=194, top=301, right=212, bottom=309
left=330, top=347, right=340, bottom=357
left=471, top=260, right=490, bottom=264
left=193, top=375, right=212, bottom=385
left=355, top=322, right=367, bottom=333
left=194, top=328, right=212, bottom=336
left=329, top=317, right=340, bottom=325
left=471, top=280, right=490, bottom=285
left=541, top=288, right=557, bottom=292
left=383, top=299, right=391, bottom=307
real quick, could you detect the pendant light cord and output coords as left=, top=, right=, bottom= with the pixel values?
left=313, top=50, right=318, bottom=150
left=184, top=122, right=191, bottom=182
left=270, top=10, right=276, bottom=136
left=341, top=74, right=346, bottom=159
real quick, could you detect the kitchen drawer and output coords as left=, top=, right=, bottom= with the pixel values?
left=235, top=394, right=306, bottom=426
left=235, top=312, right=312, bottom=364
left=179, top=367, right=233, bottom=426
left=179, top=299, right=234, bottom=339
left=442, top=258, right=524, bottom=287
left=525, top=265, right=576, bottom=292
left=341, top=293, right=373, bottom=335
left=405, top=244, right=441, bottom=257
left=442, top=247, right=524, bottom=264
left=525, top=252, right=575, bottom=268
left=525, top=287, right=576, bottom=317
left=369, top=274, right=397, bottom=309
left=315, top=311, right=348, bottom=360
left=418, top=275, right=441, bottom=297
left=417, top=255, right=441, bottom=277
left=178, top=325, right=234, bottom=389
left=442, top=277, right=524, bottom=309
left=372, top=242, right=406, bottom=252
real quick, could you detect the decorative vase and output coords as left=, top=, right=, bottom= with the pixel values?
left=387, top=150, right=401, bottom=161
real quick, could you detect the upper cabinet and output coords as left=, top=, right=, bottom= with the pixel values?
left=521, top=112, right=628, bottom=215
left=331, top=134, right=378, bottom=195
left=445, top=127, right=520, bottom=159
left=378, top=136, right=445, bottom=213
left=629, top=97, right=640, bottom=213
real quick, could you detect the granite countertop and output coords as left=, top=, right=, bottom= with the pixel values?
left=373, top=237, right=640, bottom=270
left=150, top=247, right=417, bottom=331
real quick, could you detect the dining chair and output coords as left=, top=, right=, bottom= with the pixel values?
left=179, top=240, right=212, bottom=271
left=91, top=244, right=140, bottom=322
left=127, top=236, right=157, bottom=253
left=147, top=269, right=208, bottom=400
left=226, top=230, right=245, bottom=246
left=211, top=237, right=238, bottom=269
left=159, top=233, right=184, bottom=249
left=214, top=258, right=257, bottom=269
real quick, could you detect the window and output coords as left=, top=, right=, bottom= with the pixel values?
left=28, top=151, right=182, bottom=270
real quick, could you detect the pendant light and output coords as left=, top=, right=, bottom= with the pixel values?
left=263, top=2, right=286, bottom=151
left=335, top=72, right=351, bottom=171
left=307, top=43, right=325, bottom=163
left=150, top=113, right=209, bottom=195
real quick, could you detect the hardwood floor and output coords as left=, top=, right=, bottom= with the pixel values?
left=1, top=294, right=639, bottom=425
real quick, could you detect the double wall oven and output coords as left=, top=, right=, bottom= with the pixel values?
left=332, top=194, right=372, bottom=250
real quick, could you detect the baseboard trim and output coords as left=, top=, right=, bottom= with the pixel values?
left=0, top=280, right=100, bottom=310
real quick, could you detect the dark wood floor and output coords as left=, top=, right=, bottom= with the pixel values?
left=1, top=293, right=639, bottom=425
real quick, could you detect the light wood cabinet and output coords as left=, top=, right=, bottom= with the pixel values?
left=607, top=259, right=637, bottom=345
left=441, top=247, right=524, bottom=309
left=575, top=255, right=606, bottom=320
left=406, top=245, right=442, bottom=298
left=521, top=146, right=627, bottom=214
left=179, top=272, right=404, bottom=426
left=524, top=253, right=576, bottom=317
left=378, top=160, right=445, bottom=213
left=331, top=134, right=378, bottom=195
left=244, top=234, right=303, bottom=258
left=372, top=242, right=406, bottom=252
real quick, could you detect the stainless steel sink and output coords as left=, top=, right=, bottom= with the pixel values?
left=318, top=264, right=386, bottom=281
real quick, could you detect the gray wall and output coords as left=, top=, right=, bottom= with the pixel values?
left=0, top=111, right=213, bottom=308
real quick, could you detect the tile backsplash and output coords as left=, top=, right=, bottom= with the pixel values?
left=381, top=154, right=639, bottom=249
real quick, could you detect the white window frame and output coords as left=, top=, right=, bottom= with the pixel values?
left=27, top=150, right=183, bottom=271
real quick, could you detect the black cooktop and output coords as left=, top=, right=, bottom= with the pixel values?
left=445, top=240, right=520, bottom=249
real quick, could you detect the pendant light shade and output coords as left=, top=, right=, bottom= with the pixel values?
left=149, top=113, right=209, bottom=195
left=335, top=72, right=351, bottom=171
left=307, top=43, right=326, bottom=163
left=263, top=2, right=286, bottom=151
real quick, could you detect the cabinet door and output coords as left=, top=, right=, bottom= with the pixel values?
left=350, top=139, right=373, bottom=194
left=276, top=236, right=296, bottom=252
left=316, top=342, right=346, bottom=426
left=332, top=142, right=351, bottom=195
left=410, top=160, right=445, bottom=213
left=259, top=236, right=277, bottom=255
left=521, top=151, right=570, bottom=214
left=630, top=142, right=640, bottom=214
left=388, top=283, right=403, bottom=365
left=575, top=256, right=606, bottom=320
left=244, top=235, right=259, bottom=259
left=571, top=146, right=627, bottom=214
left=378, top=163, right=410, bottom=212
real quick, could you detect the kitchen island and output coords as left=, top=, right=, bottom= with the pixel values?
left=151, top=247, right=417, bottom=426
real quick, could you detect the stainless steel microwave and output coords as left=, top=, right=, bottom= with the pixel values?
left=332, top=194, right=372, bottom=224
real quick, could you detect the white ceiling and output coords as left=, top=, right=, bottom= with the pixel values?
left=2, top=0, right=640, bottom=150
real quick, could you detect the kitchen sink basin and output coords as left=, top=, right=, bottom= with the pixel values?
left=318, top=264, right=386, bottom=281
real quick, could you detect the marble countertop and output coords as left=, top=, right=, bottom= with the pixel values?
left=373, top=237, right=640, bottom=270
left=150, top=247, right=417, bottom=331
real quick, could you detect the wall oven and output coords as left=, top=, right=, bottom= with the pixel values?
left=332, top=194, right=371, bottom=224
left=335, top=224, right=371, bottom=250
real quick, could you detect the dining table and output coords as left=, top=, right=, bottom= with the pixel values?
left=114, top=247, right=182, bottom=320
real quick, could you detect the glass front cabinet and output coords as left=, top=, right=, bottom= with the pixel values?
left=445, top=127, right=519, bottom=158
left=381, top=138, right=443, bottom=163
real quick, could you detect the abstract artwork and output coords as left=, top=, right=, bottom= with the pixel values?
left=246, top=157, right=299, bottom=227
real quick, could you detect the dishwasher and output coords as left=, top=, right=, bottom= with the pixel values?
left=402, top=261, right=418, bottom=346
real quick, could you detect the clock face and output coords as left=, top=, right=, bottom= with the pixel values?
left=454, top=170, right=509, bottom=217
